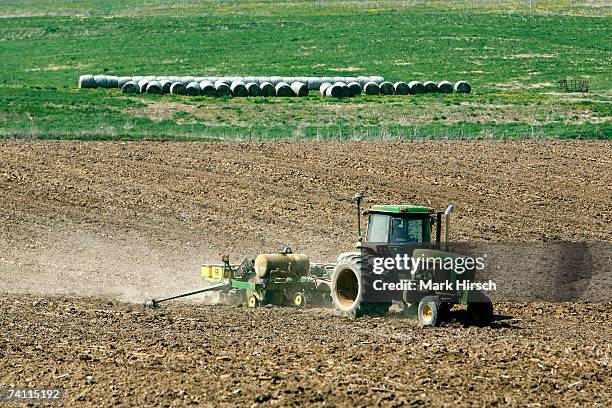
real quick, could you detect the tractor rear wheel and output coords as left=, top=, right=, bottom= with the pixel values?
left=467, top=291, right=493, bottom=325
left=330, top=256, right=390, bottom=317
left=418, top=296, right=442, bottom=326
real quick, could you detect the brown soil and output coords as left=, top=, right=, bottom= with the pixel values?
left=0, top=140, right=610, bottom=406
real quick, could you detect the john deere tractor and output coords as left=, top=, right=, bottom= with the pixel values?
left=330, top=192, right=493, bottom=326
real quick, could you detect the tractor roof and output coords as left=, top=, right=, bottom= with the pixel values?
left=366, top=204, right=434, bottom=215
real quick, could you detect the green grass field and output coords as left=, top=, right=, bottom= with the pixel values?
left=0, top=0, right=610, bottom=140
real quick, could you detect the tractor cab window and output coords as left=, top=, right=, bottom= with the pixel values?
left=366, top=213, right=430, bottom=243
left=389, top=217, right=426, bottom=243
left=366, top=213, right=390, bottom=242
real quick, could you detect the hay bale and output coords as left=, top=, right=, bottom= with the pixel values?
left=347, top=82, right=362, bottom=96
left=214, top=81, right=231, bottom=97
left=160, top=80, right=172, bottom=94
left=132, top=76, right=144, bottom=83
left=170, top=82, right=188, bottom=95
left=370, top=76, right=385, bottom=85
left=335, top=81, right=349, bottom=97
left=231, top=81, right=248, bottom=97
left=117, top=76, right=132, bottom=88
left=194, top=77, right=205, bottom=82
left=319, top=82, right=332, bottom=96
left=269, top=76, right=282, bottom=86
left=379, top=81, right=394, bottom=95
left=290, top=82, right=309, bottom=97
left=257, top=77, right=270, bottom=85
left=454, top=80, right=472, bottom=94
left=307, top=78, right=322, bottom=90
left=144, top=75, right=156, bottom=81
left=199, top=81, right=216, bottom=96
left=357, top=76, right=370, bottom=87
left=138, top=79, right=150, bottom=93
left=275, top=82, right=293, bottom=97
left=438, top=81, right=454, bottom=94
left=363, top=81, right=380, bottom=95
left=94, top=75, right=107, bottom=88
left=282, top=77, right=295, bottom=84
left=246, top=82, right=262, bottom=97
left=423, top=81, right=439, bottom=93
left=321, top=76, right=333, bottom=84
left=78, top=75, right=95, bottom=88
left=259, top=82, right=275, bottom=97
left=121, top=81, right=140, bottom=94
left=185, top=82, right=200, bottom=96
left=106, top=76, right=119, bottom=88
left=408, top=81, right=425, bottom=95
left=146, top=81, right=162, bottom=94
left=325, top=84, right=345, bottom=98
left=394, top=82, right=410, bottom=95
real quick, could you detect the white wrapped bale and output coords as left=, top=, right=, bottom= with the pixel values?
left=94, top=75, right=107, bottom=88
left=146, top=81, right=162, bottom=94
left=325, top=84, right=345, bottom=98
left=363, top=81, right=380, bottom=95
left=194, top=77, right=205, bottom=82
left=275, top=82, right=293, bottom=97
left=259, top=82, right=275, bottom=97
left=199, top=81, right=216, bottom=96
left=408, top=81, right=425, bottom=95
left=347, top=82, right=362, bottom=96
left=307, top=77, right=322, bottom=90
left=291, top=82, right=309, bottom=97
left=335, top=81, right=349, bottom=97
left=282, top=77, right=295, bottom=84
left=214, top=81, right=231, bottom=96
left=138, top=79, right=150, bottom=93
left=319, top=82, right=332, bottom=96
left=167, top=76, right=179, bottom=82
left=454, top=80, right=472, bottom=94
left=346, top=77, right=358, bottom=84
left=394, top=82, right=410, bottom=95
left=257, top=77, right=270, bottom=85
left=185, top=82, right=201, bottom=96
left=379, top=81, right=394, bottom=95
left=121, top=81, right=139, bottom=94
left=246, top=82, right=262, bottom=97
left=118, top=76, right=132, bottom=88
left=423, top=81, right=439, bottom=93
left=79, top=75, right=95, bottom=88
left=438, top=81, right=453, bottom=94
left=357, top=76, right=369, bottom=87
left=181, top=76, right=194, bottom=84
left=132, top=76, right=144, bottom=83
left=370, top=76, right=385, bottom=85
left=144, top=75, right=156, bottom=81
left=332, top=76, right=345, bottom=83
left=170, top=82, right=187, bottom=95
left=160, top=80, right=172, bottom=94
left=321, top=76, right=334, bottom=84
left=269, top=76, right=282, bottom=86
left=230, top=81, right=248, bottom=97
left=106, top=76, right=119, bottom=88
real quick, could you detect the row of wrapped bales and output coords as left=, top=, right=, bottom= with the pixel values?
left=119, top=79, right=312, bottom=97
left=323, top=80, right=472, bottom=97
left=79, top=75, right=387, bottom=91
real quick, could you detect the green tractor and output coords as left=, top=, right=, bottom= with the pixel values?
left=330, top=192, right=493, bottom=326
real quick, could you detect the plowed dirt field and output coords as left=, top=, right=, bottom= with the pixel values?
left=1, top=141, right=610, bottom=406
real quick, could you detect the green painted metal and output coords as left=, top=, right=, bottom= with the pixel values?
left=367, top=204, right=433, bottom=214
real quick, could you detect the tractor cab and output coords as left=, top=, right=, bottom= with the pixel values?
left=364, top=205, right=433, bottom=244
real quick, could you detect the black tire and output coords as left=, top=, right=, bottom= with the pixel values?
left=418, top=296, right=442, bottom=326
left=467, top=291, right=493, bottom=326
left=439, top=302, right=452, bottom=319
left=330, top=255, right=390, bottom=317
